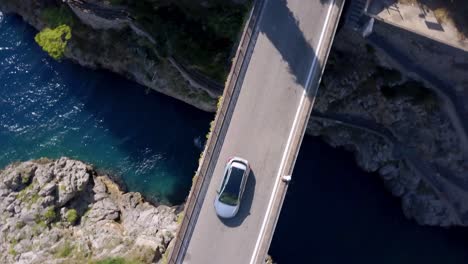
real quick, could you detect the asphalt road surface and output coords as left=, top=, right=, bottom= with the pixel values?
left=182, top=0, right=341, bottom=263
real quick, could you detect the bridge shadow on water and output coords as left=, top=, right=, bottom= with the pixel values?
left=220, top=170, right=257, bottom=227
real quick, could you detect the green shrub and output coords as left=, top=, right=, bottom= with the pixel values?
left=55, top=241, right=74, bottom=258
left=30, top=193, right=40, bottom=204
left=177, top=212, right=184, bottom=224
left=8, top=247, right=17, bottom=257
left=21, top=173, right=30, bottom=184
left=41, top=6, right=75, bottom=28
left=35, top=25, right=72, bottom=60
left=216, top=96, right=223, bottom=110
left=9, top=239, right=18, bottom=256
left=128, top=1, right=249, bottom=82
left=66, top=209, right=79, bottom=224
left=206, top=5, right=247, bottom=40
left=43, top=206, right=56, bottom=222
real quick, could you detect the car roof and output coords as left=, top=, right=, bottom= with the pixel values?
left=222, top=165, right=245, bottom=196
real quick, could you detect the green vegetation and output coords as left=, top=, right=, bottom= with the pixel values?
left=34, top=206, right=57, bottom=227
left=34, top=25, right=72, bottom=60
left=44, top=206, right=57, bottom=223
left=21, top=173, right=30, bottom=184
left=15, top=221, right=26, bottom=229
left=55, top=241, right=74, bottom=258
left=9, top=239, right=18, bottom=257
left=177, top=212, right=184, bottom=224
left=41, top=6, right=75, bottom=28
left=66, top=209, right=79, bottom=224
left=192, top=174, right=198, bottom=188
left=124, top=0, right=250, bottom=81
left=216, top=96, right=223, bottom=110
left=206, top=120, right=215, bottom=140
left=92, top=257, right=143, bottom=264
left=30, top=193, right=40, bottom=204
left=16, top=183, right=34, bottom=202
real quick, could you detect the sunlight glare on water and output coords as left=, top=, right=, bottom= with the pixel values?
left=0, top=14, right=212, bottom=205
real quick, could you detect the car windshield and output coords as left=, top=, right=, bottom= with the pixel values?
left=219, top=166, right=244, bottom=206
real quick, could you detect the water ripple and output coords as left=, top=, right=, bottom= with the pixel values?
left=0, top=14, right=211, bottom=204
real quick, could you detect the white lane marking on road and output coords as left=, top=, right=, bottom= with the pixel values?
left=249, top=2, right=336, bottom=263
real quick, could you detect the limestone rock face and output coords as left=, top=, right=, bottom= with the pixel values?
left=0, top=158, right=178, bottom=264
left=0, top=0, right=218, bottom=112
left=308, top=29, right=468, bottom=227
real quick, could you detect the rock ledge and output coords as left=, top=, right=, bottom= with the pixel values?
left=0, top=157, right=178, bottom=264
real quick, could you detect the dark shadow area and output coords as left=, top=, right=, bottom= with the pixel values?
left=425, top=20, right=444, bottom=31
left=368, top=23, right=468, bottom=152
left=220, top=170, right=256, bottom=227
left=269, top=136, right=468, bottom=264
left=259, top=0, right=319, bottom=86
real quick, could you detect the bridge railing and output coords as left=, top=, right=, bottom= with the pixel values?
left=166, top=1, right=264, bottom=263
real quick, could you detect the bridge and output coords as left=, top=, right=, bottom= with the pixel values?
left=167, top=0, right=344, bottom=263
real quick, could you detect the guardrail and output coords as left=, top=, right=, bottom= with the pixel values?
left=166, top=0, right=265, bottom=263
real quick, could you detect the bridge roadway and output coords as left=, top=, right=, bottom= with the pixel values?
left=170, top=0, right=344, bottom=263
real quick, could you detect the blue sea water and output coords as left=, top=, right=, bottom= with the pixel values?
left=0, top=13, right=212, bottom=205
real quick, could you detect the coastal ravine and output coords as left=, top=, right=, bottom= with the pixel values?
left=0, top=13, right=212, bottom=205
left=2, top=10, right=468, bottom=264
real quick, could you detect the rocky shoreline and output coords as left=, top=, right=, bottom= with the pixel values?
left=0, top=158, right=178, bottom=264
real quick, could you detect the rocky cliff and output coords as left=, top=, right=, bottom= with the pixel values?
left=309, top=28, right=468, bottom=227
left=0, top=158, right=178, bottom=264
left=0, top=0, right=229, bottom=112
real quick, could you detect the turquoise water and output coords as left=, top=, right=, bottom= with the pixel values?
left=0, top=13, right=212, bottom=205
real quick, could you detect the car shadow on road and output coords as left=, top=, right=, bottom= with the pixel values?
left=219, top=170, right=256, bottom=227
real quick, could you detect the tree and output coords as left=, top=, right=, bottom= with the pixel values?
left=34, top=25, right=72, bottom=60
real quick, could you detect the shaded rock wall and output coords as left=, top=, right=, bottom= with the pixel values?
left=308, top=27, right=468, bottom=226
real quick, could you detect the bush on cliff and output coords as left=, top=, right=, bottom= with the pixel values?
left=41, top=6, right=75, bottom=28
left=66, top=209, right=79, bottom=224
left=126, top=0, right=249, bottom=82
left=34, top=25, right=72, bottom=60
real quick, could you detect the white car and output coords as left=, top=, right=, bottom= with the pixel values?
left=214, top=157, right=250, bottom=218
